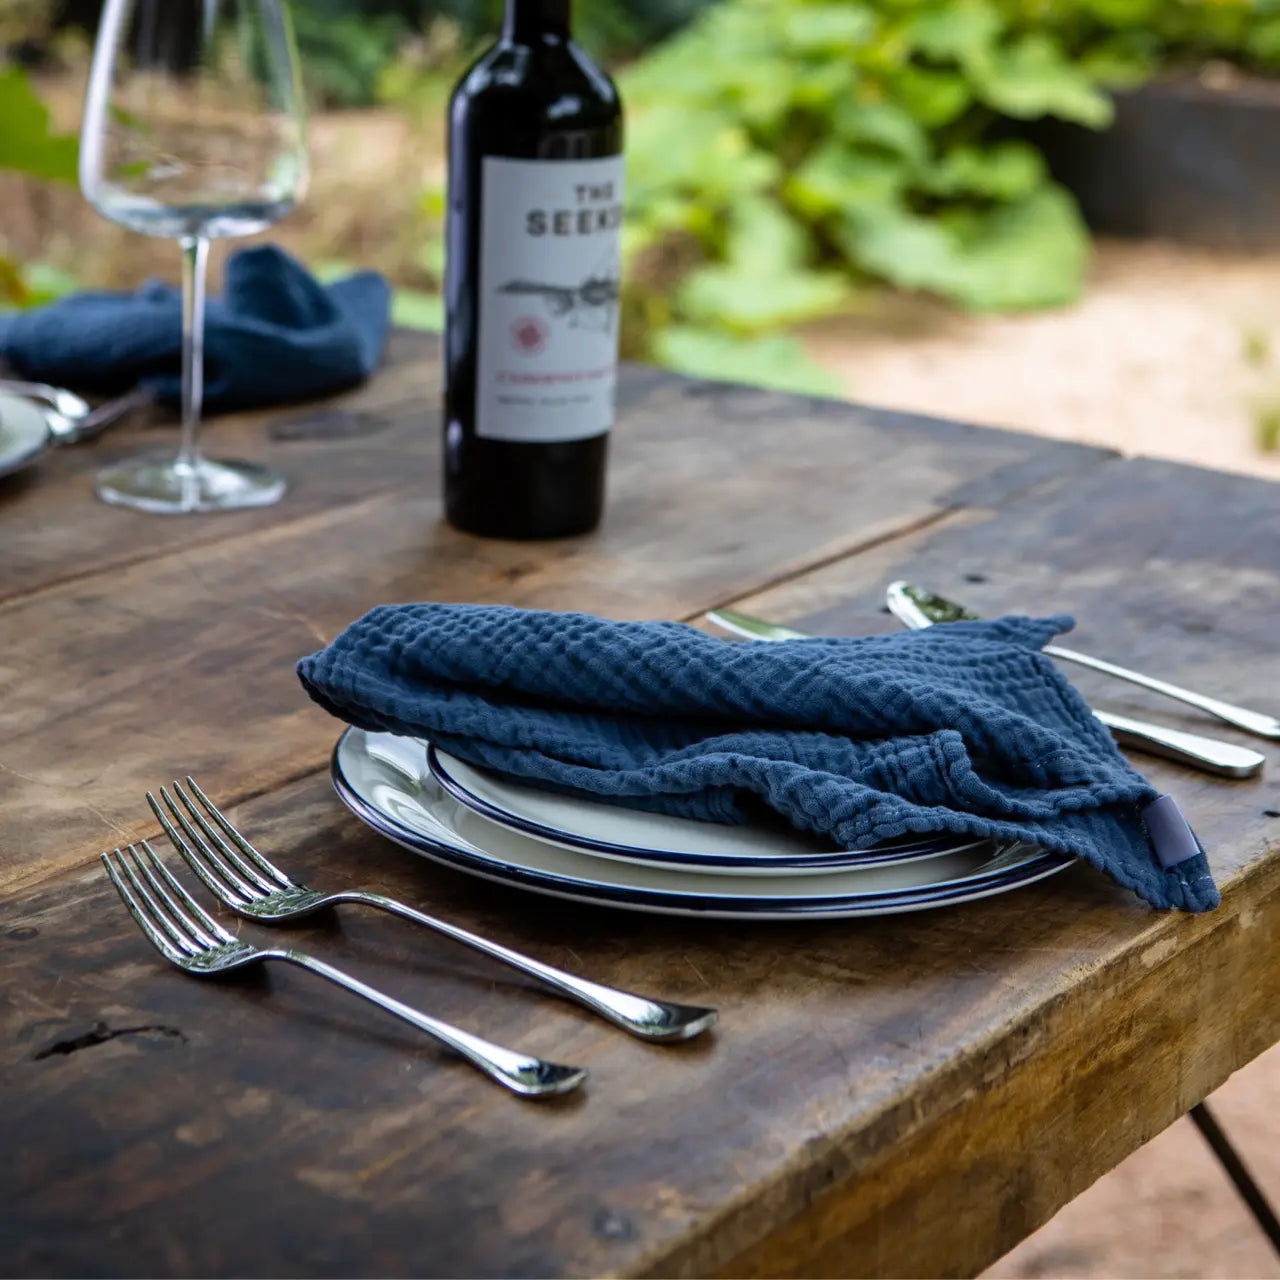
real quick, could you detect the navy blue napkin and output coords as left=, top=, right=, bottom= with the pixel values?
left=297, top=604, right=1219, bottom=912
left=0, top=245, right=391, bottom=413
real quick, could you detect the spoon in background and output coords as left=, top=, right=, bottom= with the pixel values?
left=0, top=379, right=91, bottom=422
left=43, top=385, right=156, bottom=444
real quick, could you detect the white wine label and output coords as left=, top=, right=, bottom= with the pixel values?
left=475, top=154, right=624, bottom=442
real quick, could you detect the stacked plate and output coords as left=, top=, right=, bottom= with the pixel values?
left=0, top=392, right=52, bottom=479
left=332, top=728, right=1074, bottom=920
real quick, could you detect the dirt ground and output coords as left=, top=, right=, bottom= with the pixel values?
left=805, top=238, right=1280, bottom=484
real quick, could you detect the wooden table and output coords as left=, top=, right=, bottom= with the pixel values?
left=3, top=334, right=1279, bottom=1277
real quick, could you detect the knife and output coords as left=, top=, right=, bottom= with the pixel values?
left=705, top=606, right=1265, bottom=780
left=888, top=581, right=1280, bottom=741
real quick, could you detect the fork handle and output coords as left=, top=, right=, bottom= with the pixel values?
left=1046, top=644, right=1280, bottom=740
left=329, top=891, right=717, bottom=1043
left=266, top=948, right=585, bottom=1098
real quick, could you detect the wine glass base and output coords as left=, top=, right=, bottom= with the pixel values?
left=95, top=455, right=286, bottom=514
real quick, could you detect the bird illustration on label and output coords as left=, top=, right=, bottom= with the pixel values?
left=498, top=251, right=620, bottom=334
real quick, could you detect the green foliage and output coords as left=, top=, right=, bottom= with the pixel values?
left=289, top=0, right=716, bottom=105
left=0, top=67, right=78, bottom=184
left=652, top=327, right=843, bottom=396
left=1255, top=402, right=1280, bottom=454
left=0, top=65, right=80, bottom=307
left=621, top=0, right=1112, bottom=363
left=616, top=0, right=1280, bottom=384
left=293, top=7, right=411, bottom=108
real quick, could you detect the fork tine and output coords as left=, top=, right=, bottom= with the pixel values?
left=101, top=851, right=190, bottom=965
left=113, top=846, right=201, bottom=956
left=132, top=839, right=231, bottom=948
left=149, top=788, right=258, bottom=904
left=184, top=776, right=292, bottom=889
left=171, top=780, right=284, bottom=894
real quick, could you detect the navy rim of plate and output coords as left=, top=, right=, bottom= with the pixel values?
left=333, top=732, right=1074, bottom=916
left=424, top=743, right=967, bottom=871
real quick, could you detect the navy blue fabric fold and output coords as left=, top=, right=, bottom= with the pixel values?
left=297, top=604, right=1219, bottom=913
left=0, top=245, right=391, bottom=412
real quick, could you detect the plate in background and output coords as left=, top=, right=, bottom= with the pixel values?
left=0, top=393, right=50, bottom=479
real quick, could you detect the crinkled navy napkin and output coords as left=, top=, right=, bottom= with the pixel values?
left=297, top=604, right=1219, bottom=913
left=0, top=245, right=390, bottom=413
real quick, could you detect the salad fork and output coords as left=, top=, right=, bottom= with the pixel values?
left=148, top=778, right=718, bottom=1044
left=100, top=840, right=587, bottom=1098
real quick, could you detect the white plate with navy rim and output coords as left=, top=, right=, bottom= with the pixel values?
left=332, top=728, right=1074, bottom=920
left=0, top=392, right=50, bottom=479
left=426, top=744, right=981, bottom=876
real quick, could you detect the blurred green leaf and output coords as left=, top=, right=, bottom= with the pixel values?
left=21, top=262, right=78, bottom=305
left=1246, top=17, right=1280, bottom=62
left=951, top=186, right=1091, bottom=311
left=842, top=186, right=1089, bottom=311
left=972, top=33, right=1114, bottom=127
left=652, top=326, right=843, bottom=396
left=907, top=0, right=1003, bottom=64
left=786, top=143, right=906, bottom=219
left=916, top=140, right=1045, bottom=200
left=677, top=264, right=849, bottom=334
left=393, top=288, right=445, bottom=332
left=724, top=195, right=810, bottom=275
left=887, top=66, right=973, bottom=127
left=0, top=68, right=79, bottom=183
left=833, top=100, right=930, bottom=164
left=782, top=4, right=875, bottom=54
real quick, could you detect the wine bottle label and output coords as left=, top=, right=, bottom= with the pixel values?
left=475, top=154, right=624, bottom=442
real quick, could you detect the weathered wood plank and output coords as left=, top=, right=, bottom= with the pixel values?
left=0, top=341, right=1104, bottom=607
left=2, top=451, right=1277, bottom=1278
left=0, top=330, right=435, bottom=602
left=1, top=736, right=1276, bottom=1278
left=0, top=385, right=1107, bottom=894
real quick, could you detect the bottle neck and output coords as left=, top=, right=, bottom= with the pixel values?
left=504, top=0, right=570, bottom=41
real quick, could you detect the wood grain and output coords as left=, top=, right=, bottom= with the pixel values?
left=2, top=351, right=1278, bottom=1278
left=0, top=372, right=1106, bottom=894
left=0, top=331, right=435, bottom=603
left=2, top=745, right=1277, bottom=1278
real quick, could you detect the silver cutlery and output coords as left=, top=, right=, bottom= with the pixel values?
left=0, top=379, right=91, bottom=420
left=706, top=607, right=1265, bottom=780
left=46, top=385, right=156, bottom=444
left=148, top=777, right=718, bottom=1043
left=100, top=840, right=587, bottom=1098
left=889, top=581, right=1280, bottom=741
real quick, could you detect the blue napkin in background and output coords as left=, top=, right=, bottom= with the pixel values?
left=297, top=604, right=1219, bottom=913
left=0, top=245, right=391, bottom=412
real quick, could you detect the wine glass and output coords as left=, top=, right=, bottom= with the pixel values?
left=79, top=0, right=308, bottom=514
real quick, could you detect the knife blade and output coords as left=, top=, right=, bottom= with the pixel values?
left=705, top=604, right=1265, bottom=779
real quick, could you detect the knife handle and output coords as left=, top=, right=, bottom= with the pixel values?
left=1095, top=710, right=1265, bottom=779
left=1047, top=644, right=1280, bottom=740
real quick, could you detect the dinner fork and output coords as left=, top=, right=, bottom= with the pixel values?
left=100, top=840, right=587, bottom=1098
left=148, top=778, right=718, bottom=1043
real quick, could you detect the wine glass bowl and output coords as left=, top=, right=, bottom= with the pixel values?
left=79, top=0, right=308, bottom=514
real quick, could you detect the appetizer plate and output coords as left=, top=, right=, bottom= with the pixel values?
left=0, top=393, right=50, bottom=479
left=428, top=745, right=977, bottom=875
left=332, top=728, right=1073, bottom=920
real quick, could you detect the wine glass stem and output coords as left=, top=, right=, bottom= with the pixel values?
left=177, top=234, right=210, bottom=480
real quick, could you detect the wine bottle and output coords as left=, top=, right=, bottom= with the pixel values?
left=442, top=0, right=624, bottom=540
